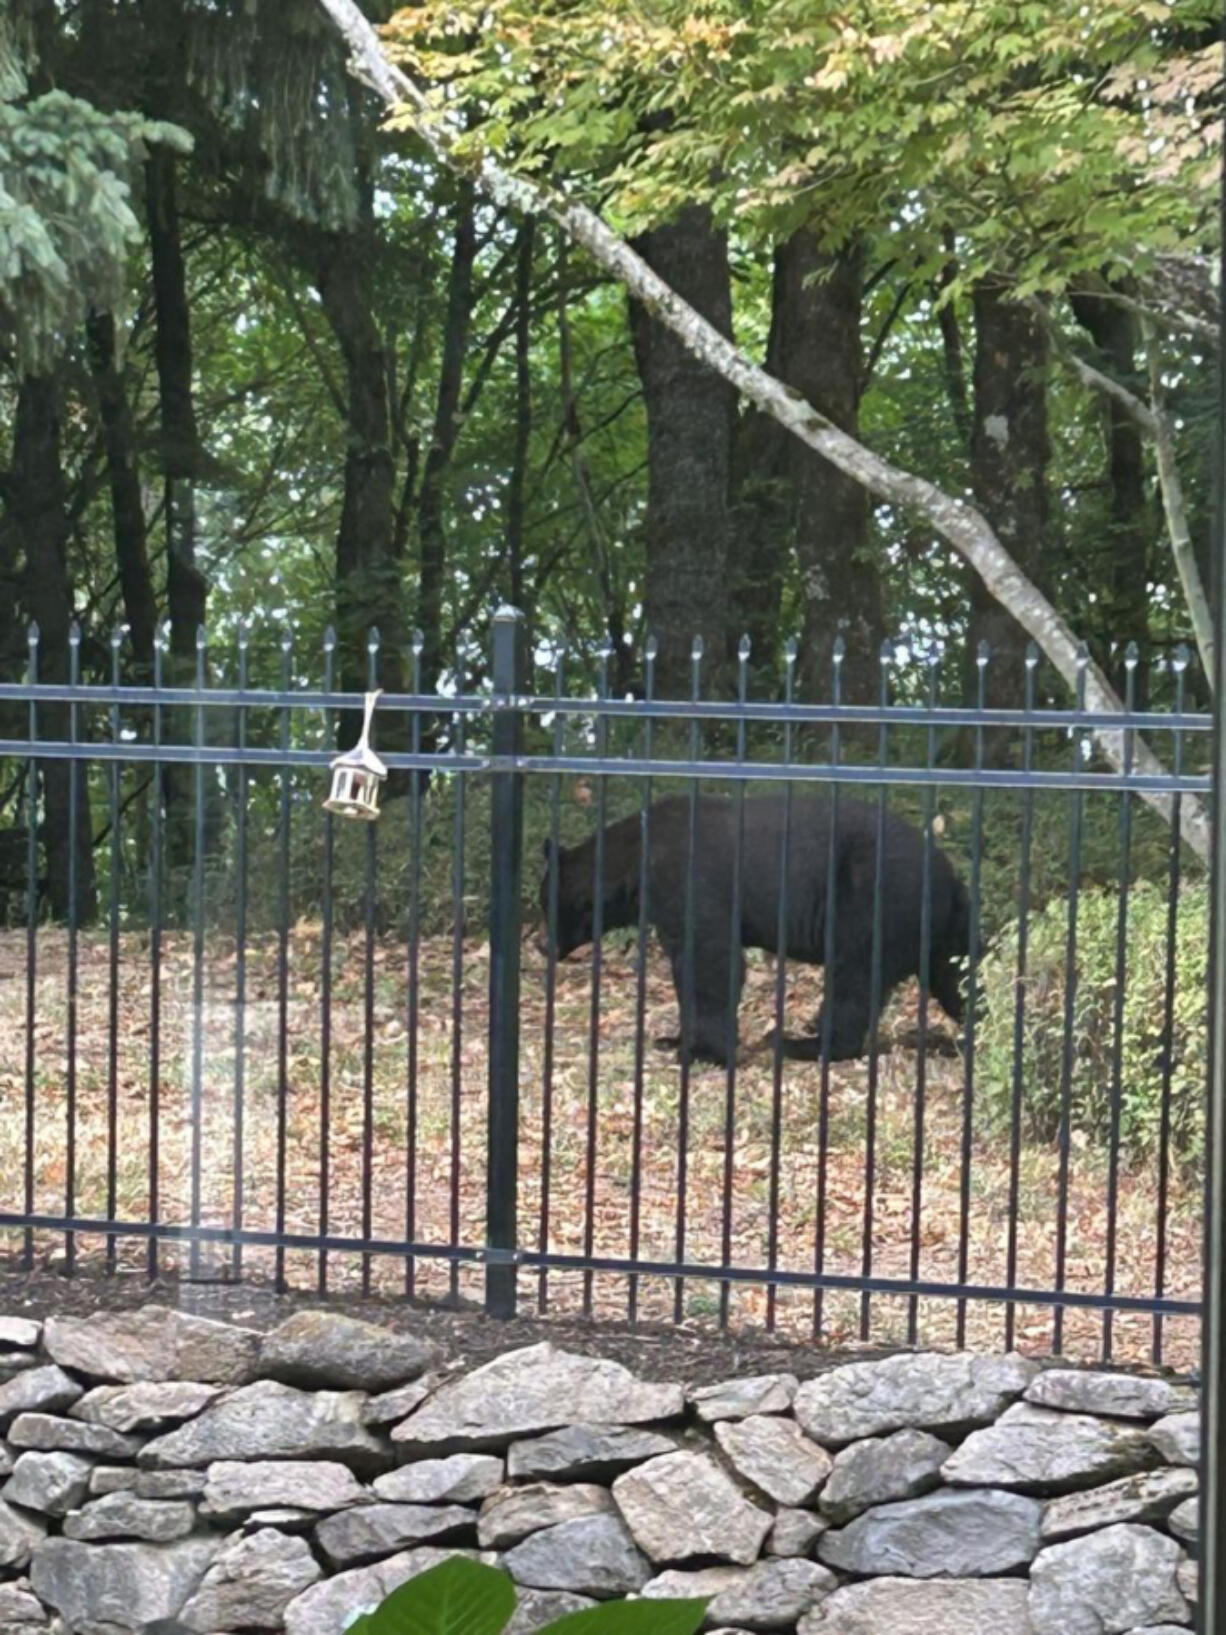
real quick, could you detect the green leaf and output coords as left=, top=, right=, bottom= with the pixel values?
left=354, top=1559, right=517, bottom=1635
left=540, top=1598, right=711, bottom=1635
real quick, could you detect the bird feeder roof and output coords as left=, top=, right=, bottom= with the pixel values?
left=330, top=740, right=388, bottom=779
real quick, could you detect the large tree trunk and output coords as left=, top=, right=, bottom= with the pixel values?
left=1069, top=288, right=1151, bottom=703
left=9, top=375, right=98, bottom=923
left=969, top=281, right=1051, bottom=704
left=779, top=232, right=880, bottom=700
left=628, top=204, right=735, bottom=697
left=85, top=310, right=157, bottom=677
left=415, top=183, right=476, bottom=701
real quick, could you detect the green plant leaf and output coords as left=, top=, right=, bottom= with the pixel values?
left=354, top=1559, right=517, bottom=1635
left=539, top=1597, right=711, bottom=1635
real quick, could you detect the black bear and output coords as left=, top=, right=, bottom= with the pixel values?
left=539, top=793, right=969, bottom=1065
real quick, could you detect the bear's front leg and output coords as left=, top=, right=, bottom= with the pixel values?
left=661, top=944, right=742, bottom=1067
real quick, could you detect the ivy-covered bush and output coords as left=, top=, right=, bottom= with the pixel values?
left=975, top=879, right=1207, bottom=1164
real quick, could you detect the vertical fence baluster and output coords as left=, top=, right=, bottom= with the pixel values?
left=274, top=629, right=293, bottom=1293
left=1103, top=643, right=1138, bottom=1361
left=766, top=639, right=797, bottom=1334
left=449, top=643, right=467, bottom=1303
left=1154, top=646, right=1188, bottom=1364
left=317, top=629, right=335, bottom=1295
left=1004, top=643, right=1038, bottom=1350
left=65, top=623, right=80, bottom=1272
left=860, top=639, right=893, bottom=1341
left=956, top=640, right=989, bottom=1349
left=406, top=629, right=424, bottom=1299
left=189, top=627, right=207, bottom=1277
left=908, top=648, right=940, bottom=1345
left=1053, top=644, right=1089, bottom=1355
left=487, top=607, right=524, bottom=1320
left=676, top=637, right=704, bottom=1326
left=234, top=622, right=249, bottom=1284
left=148, top=630, right=165, bottom=1282
left=814, top=637, right=844, bottom=1341
left=584, top=645, right=611, bottom=1319
left=627, top=638, right=655, bottom=1324
left=106, top=629, right=123, bottom=1272
left=719, top=637, right=750, bottom=1329
left=23, top=624, right=38, bottom=1272
left=361, top=631, right=379, bottom=1296
left=539, top=648, right=564, bottom=1315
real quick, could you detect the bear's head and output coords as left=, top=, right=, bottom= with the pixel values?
left=537, top=835, right=595, bottom=958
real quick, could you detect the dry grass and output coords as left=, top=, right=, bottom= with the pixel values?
left=0, top=925, right=1201, bottom=1371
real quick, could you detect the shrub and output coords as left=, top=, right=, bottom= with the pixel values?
left=344, top=1556, right=706, bottom=1635
left=975, top=877, right=1207, bottom=1165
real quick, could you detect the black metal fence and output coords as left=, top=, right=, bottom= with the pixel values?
left=0, top=609, right=1212, bottom=1366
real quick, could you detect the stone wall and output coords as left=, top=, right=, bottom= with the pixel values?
left=0, top=1304, right=1201, bottom=1635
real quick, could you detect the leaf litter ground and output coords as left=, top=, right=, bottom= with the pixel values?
left=0, top=926, right=1201, bottom=1373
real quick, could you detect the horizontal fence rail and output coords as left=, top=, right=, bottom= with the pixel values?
left=0, top=611, right=1210, bottom=1366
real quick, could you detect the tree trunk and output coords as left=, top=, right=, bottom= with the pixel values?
left=85, top=310, right=157, bottom=676
left=628, top=204, right=735, bottom=697
left=778, top=232, right=880, bottom=700
left=1070, top=288, right=1151, bottom=703
left=416, top=184, right=477, bottom=700
left=10, top=375, right=97, bottom=923
left=969, top=281, right=1050, bottom=704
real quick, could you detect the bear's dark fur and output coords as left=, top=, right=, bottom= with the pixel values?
left=540, top=793, right=969, bottom=1065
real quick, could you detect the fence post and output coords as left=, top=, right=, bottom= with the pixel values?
left=486, top=606, right=525, bottom=1317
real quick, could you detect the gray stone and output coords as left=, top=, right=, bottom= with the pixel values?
left=283, top=1547, right=499, bottom=1635
left=243, top=1506, right=318, bottom=1532
left=70, top=1382, right=223, bottom=1434
left=508, top=1424, right=676, bottom=1483
left=818, top=1488, right=1041, bottom=1578
left=30, top=1536, right=221, bottom=1633
left=178, top=1528, right=322, bottom=1632
left=314, top=1502, right=475, bottom=1567
left=503, top=1513, right=651, bottom=1598
left=135, top=1470, right=207, bottom=1501
left=8, top=1414, right=141, bottom=1460
left=137, top=1380, right=388, bottom=1474
left=0, top=1322, right=41, bottom=1353
left=689, top=1376, right=799, bottom=1423
left=0, top=1369, right=81, bottom=1424
left=363, top=1379, right=434, bottom=1427
left=643, top=1561, right=838, bottom=1630
left=797, top=1578, right=1034, bottom=1635
left=259, top=1311, right=439, bottom=1393
left=0, top=1359, right=38, bottom=1388
left=0, top=1582, right=45, bottom=1625
left=1149, top=1411, right=1199, bottom=1466
left=43, top=1307, right=259, bottom=1386
left=1178, top=1556, right=1197, bottom=1603
left=62, top=1494, right=196, bottom=1543
left=0, top=1445, right=12, bottom=1479
left=941, top=1403, right=1161, bottom=1493
left=506, top=1590, right=596, bottom=1635
left=819, top=1428, right=950, bottom=1524
left=1028, top=1524, right=1189, bottom=1635
left=793, top=1352, right=1037, bottom=1448
left=1169, top=1495, right=1198, bottom=1542
left=478, top=1482, right=615, bottom=1549
left=374, top=1453, right=503, bottom=1504
left=88, top=1468, right=135, bottom=1498
left=1041, top=1467, right=1198, bottom=1541
left=714, top=1415, right=832, bottom=1506
left=393, top=1343, right=684, bottom=1455
left=612, top=1451, right=772, bottom=1566
left=201, top=1459, right=367, bottom=1520
left=1127, top=1628, right=1196, bottom=1635
left=1024, top=1369, right=1195, bottom=1420
left=4, top=1452, right=93, bottom=1516
left=767, top=1508, right=828, bottom=1558
left=0, top=1502, right=45, bottom=1570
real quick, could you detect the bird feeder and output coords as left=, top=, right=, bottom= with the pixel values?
left=323, top=689, right=386, bottom=820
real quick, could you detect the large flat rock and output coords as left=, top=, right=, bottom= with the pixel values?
left=818, top=1488, right=1041, bottom=1577
left=137, top=1381, right=388, bottom=1475
left=283, top=1547, right=498, bottom=1635
left=507, top=1424, right=676, bottom=1483
left=29, top=1535, right=220, bottom=1632
left=179, top=1527, right=322, bottom=1632
left=43, top=1308, right=259, bottom=1386
left=478, top=1482, right=615, bottom=1549
left=612, top=1451, right=772, bottom=1566
left=374, top=1453, right=504, bottom=1504
left=69, top=1382, right=222, bottom=1434
left=797, top=1577, right=1034, bottom=1635
left=1024, top=1370, right=1195, bottom=1420
left=314, top=1502, right=474, bottom=1568
left=392, top=1344, right=683, bottom=1455
left=503, top=1513, right=651, bottom=1598
left=259, top=1312, right=439, bottom=1393
left=1041, top=1467, right=1198, bottom=1542
left=819, top=1428, right=950, bottom=1524
left=1028, top=1523, right=1190, bottom=1635
left=793, top=1353, right=1036, bottom=1447
left=941, top=1403, right=1161, bottom=1494
left=200, top=1459, right=367, bottom=1520
left=714, top=1415, right=832, bottom=1507
left=643, top=1560, right=837, bottom=1630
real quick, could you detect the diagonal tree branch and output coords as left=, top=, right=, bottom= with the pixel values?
left=315, top=0, right=1209, bottom=861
